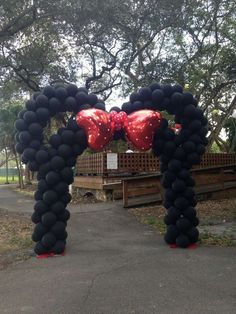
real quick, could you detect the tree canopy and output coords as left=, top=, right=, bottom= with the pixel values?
left=0, top=0, right=235, bottom=150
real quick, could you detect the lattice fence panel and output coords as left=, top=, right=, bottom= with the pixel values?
left=77, top=153, right=236, bottom=175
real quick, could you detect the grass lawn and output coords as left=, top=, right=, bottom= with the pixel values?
left=0, top=176, right=18, bottom=184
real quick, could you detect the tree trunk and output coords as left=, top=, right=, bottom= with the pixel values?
left=19, top=160, right=25, bottom=189
left=25, top=165, right=32, bottom=185
left=4, top=147, right=9, bottom=184
left=12, top=145, right=24, bottom=188
left=16, top=154, right=24, bottom=189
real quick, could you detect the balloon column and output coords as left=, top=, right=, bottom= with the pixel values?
left=14, top=82, right=208, bottom=255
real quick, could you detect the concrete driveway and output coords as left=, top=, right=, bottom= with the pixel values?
left=0, top=185, right=235, bottom=314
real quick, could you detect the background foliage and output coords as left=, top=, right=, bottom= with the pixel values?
left=0, top=0, right=235, bottom=155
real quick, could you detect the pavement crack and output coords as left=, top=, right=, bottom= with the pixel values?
left=82, top=257, right=134, bottom=306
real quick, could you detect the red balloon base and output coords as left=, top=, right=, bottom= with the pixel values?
left=169, top=243, right=198, bottom=249
left=36, top=251, right=65, bottom=259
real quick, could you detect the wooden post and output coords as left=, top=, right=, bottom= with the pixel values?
left=123, top=180, right=128, bottom=208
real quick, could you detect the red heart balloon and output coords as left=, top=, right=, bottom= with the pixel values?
left=76, top=109, right=113, bottom=151
left=125, top=110, right=161, bottom=151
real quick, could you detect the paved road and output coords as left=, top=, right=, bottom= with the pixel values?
left=0, top=185, right=235, bottom=314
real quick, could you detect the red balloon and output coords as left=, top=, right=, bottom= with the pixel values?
left=76, top=109, right=113, bottom=151
left=76, top=109, right=162, bottom=151
left=125, top=110, right=162, bottom=151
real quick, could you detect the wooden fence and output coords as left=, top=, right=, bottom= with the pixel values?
left=76, top=153, right=236, bottom=175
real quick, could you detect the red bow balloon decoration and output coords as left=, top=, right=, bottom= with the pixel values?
left=76, top=109, right=162, bottom=151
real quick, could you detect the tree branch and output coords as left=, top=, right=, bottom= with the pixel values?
left=0, top=6, right=37, bottom=42
left=207, top=95, right=236, bottom=149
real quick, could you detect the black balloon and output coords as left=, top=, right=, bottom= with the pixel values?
left=23, top=111, right=37, bottom=124
left=168, top=159, right=182, bottom=173
left=15, top=119, right=28, bottom=131
left=34, top=242, right=48, bottom=255
left=19, top=131, right=32, bottom=145
left=60, top=167, right=74, bottom=184
left=164, top=225, right=179, bottom=244
left=42, top=212, right=57, bottom=227
left=23, top=148, right=36, bottom=161
left=25, top=100, right=36, bottom=111
left=31, top=212, right=41, bottom=224
left=67, top=118, right=80, bottom=131
left=183, top=141, right=196, bottom=153
left=152, top=89, right=164, bottom=104
left=60, top=193, right=72, bottom=205
left=28, top=123, right=43, bottom=135
left=30, top=140, right=41, bottom=150
left=38, top=162, right=51, bottom=179
left=76, top=91, right=88, bottom=105
left=164, top=141, right=176, bottom=155
left=33, top=223, right=48, bottom=241
left=15, top=143, right=25, bottom=154
left=36, top=108, right=50, bottom=121
left=49, top=134, right=62, bottom=148
left=51, top=201, right=65, bottom=214
left=162, top=84, right=173, bottom=97
left=46, top=171, right=61, bottom=186
left=67, top=84, right=78, bottom=96
left=129, top=92, right=140, bottom=103
left=187, top=227, right=199, bottom=243
left=52, top=241, right=65, bottom=254
left=176, top=234, right=190, bottom=248
left=177, top=217, right=192, bottom=231
left=51, top=156, right=66, bottom=171
left=58, top=144, right=73, bottom=159
left=172, top=179, right=186, bottom=193
left=35, top=150, right=49, bottom=164
left=61, top=130, right=75, bottom=145
left=87, top=93, right=98, bottom=105
left=34, top=190, right=43, bottom=201
left=149, top=82, right=162, bottom=91
left=165, top=189, right=177, bottom=201
left=183, top=207, right=196, bottom=220
left=34, top=200, right=49, bottom=215
left=54, top=181, right=68, bottom=194
left=49, top=98, right=61, bottom=114
left=182, top=92, right=193, bottom=106
left=36, top=95, right=49, bottom=108
left=174, top=196, right=189, bottom=210
left=66, top=156, right=77, bottom=167
left=65, top=96, right=77, bottom=111
left=51, top=221, right=66, bottom=237
left=58, top=209, right=70, bottom=222
left=55, top=87, right=68, bottom=100
left=28, top=161, right=39, bottom=171
left=189, top=120, right=202, bottom=132
left=43, top=85, right=56, bottom=98
left=72, top=144, right=84, bottom=156
left=139, top=87, right=152, bottom=101
left=43, top=190, right=58, bottom=205
left=38, top=179, right=49, bottom=193
left=42, top=232, right=57, bottom=248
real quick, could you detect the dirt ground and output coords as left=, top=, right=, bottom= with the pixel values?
left=0, top=210, right=33, bottom=270
left=129, top=198, right=236, bottom=246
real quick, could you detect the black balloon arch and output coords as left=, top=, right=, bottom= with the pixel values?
left=14, top=83, right=208, bottom=255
